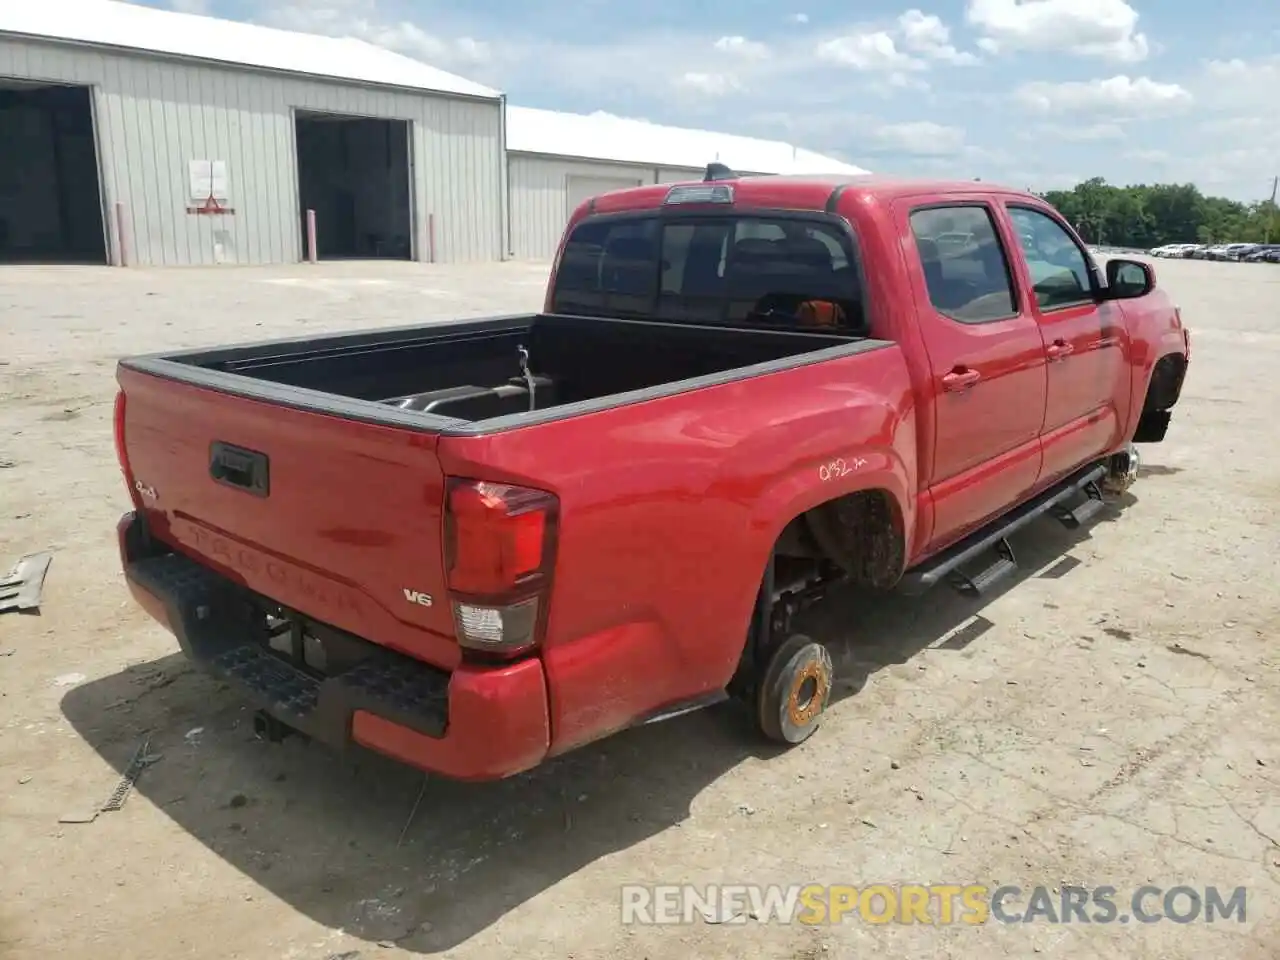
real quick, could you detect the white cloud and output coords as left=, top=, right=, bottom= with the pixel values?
left=713, top=35, right=770, bottom=59
left=1177, top=56, right=1280, bottom=200
left=1198, top=56, right=1280, bottom=114
left=676, top=72, right=742, bottom=96
left=790, top=13, right=810, bottom=24
left=1014, top=76, right=1191, bottom=114
left=897, top=10, right=980, bottom=64
left=164, top=0, right=210, bottom=13
left=872, top=121, right=967, bottom=156
left=1122, top=148, right=1171, bottom=164
left=1025, top=122, right=1126, bottom=141
left=816, top=31, right=924, bottom=72
left=257, top=2, right=490, bottom=66
left=816, top=12, right=978, bottom=80
left=967, top=0, right=1149, bottom=62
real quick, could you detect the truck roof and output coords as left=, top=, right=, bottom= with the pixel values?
left=586, top=173, right=1040, bottom=218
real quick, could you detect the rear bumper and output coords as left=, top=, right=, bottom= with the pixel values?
left=117, top=512, right=550, bottom=781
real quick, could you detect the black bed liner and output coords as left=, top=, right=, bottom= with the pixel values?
left=120, top=312, right=893, bottom=438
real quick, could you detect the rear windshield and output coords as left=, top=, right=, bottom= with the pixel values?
left=550, top=214, right=866, bottom=334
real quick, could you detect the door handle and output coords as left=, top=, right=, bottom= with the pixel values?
left=1046, top=339, right=1074, bottom=361
left=210, top=441, right=270, bottom=496
left=942, top=367, right=982, bottom=392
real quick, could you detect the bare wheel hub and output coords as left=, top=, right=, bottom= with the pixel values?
left=1103, top=443, right=1141, bottom=495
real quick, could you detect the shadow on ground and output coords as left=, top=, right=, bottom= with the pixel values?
left=60, top=499, right=1130, bottom=954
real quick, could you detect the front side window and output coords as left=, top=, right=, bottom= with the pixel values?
left=1007, top=206, right=1095, bottom=310
left=550, top=214, right=865, bottom=333
left=908, top=205, right=1017, bottom=324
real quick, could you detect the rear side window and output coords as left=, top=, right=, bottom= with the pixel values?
left=1007, top=206, right=1095, bottom=310
left=552, top=217, right=659, bottom=320
left=908, top=206, right=1017, bottom=324
left=551, top=215, right=865, bottom=333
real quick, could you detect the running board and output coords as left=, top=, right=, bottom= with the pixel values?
left=948, top=538, right=1016, bottom=598
left=1052, top=480, right=1106, bottom=529
left=898, top=462, right=1108, bottom=597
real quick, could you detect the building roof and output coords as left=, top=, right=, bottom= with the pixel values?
left=0, top=0, right=500, bottom=100
left=505, top=106, right=869, bottom=177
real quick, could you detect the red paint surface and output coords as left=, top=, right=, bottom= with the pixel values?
left=351, top=658, right=550, bottom=781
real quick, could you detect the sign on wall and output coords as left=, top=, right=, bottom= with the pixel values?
left=186, top=160, right=234, bottom=215
left=188, top=160, right=229, bottom=201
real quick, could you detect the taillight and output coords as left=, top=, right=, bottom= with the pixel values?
left=445, top=478, right=558, bottom=658
left=113, top=390, right=138, bottom=502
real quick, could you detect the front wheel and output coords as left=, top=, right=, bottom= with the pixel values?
left=756, top=634, right=834, bottom=745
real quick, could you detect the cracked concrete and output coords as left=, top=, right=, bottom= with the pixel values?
left=0, top=257, right=1277, bottom=960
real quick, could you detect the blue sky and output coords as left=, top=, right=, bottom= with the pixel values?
left=141, top=0, right=1278, bottom=202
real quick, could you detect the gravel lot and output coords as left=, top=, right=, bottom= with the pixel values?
left=1, top=257, right=1277, bottom=960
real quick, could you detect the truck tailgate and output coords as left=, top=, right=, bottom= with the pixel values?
left=117, top=367, right=460, bottom=670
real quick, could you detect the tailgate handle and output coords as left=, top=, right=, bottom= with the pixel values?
left=210, top=442, right=270, bottom=497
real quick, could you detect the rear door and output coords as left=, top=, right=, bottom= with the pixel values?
left=1002, top=203, right=1131, bottom=484
left=900, top=200, right=1047, bottom=551
left=118, top=367, right=460, bottom=669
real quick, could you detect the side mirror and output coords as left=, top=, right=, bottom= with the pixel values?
left=1103, top=258, right=1154, bottom=299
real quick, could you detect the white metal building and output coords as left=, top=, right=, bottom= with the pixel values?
left=506, top=106, right=870, bottom=260
left=0, top=0, right=506, bottom=266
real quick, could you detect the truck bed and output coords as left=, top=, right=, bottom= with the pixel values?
left=122, top=313, right=867, bottom=435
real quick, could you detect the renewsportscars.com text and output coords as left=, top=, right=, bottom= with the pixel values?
left=620, top=883, right=1248, bottom=926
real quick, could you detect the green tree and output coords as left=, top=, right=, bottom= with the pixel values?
left=1037, top=178, right=1275, bottom=249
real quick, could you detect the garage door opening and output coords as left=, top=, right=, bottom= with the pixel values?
left=0, top=80, right=107, bottom=265
left=295, top=111, right=413, bottom=261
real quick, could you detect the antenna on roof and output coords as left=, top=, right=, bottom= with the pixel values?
left=704, top=162, right=739, bottom=182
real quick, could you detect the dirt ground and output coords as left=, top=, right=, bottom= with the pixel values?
left=1, top=257, right=1277, bottom=960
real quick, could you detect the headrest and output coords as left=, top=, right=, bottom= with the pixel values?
left=733, top=238, right=783, bottom=260
left=787, top=237, right=834, bottom=266
left=605, top=236, right=653, bottom=261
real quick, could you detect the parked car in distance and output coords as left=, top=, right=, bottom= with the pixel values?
left=1150, top=243, right=1196, bottom=258
left=1242, top=244, right=1280, bottom=262
left=111, top=170, right=1192, bottom=782
left=1222, top=243, right=1259, bottom=261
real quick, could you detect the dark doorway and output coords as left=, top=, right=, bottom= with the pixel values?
left=0, top=80, right=107, bottom=264
left=295, top=111, right=413, bottom=261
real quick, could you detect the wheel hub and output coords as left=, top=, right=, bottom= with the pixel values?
left=1103, top=443, right=1141, bottom=494
left=787, top=664, right=829, bottom=727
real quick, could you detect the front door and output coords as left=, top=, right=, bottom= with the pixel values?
left=903, top=201, right=1048, bottom=553
left=1004, top=204, right=1131, bottom=483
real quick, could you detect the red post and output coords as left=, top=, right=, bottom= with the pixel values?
left=114, top=201, right=129, bottom=267
left=427, top=212, right=437, bottom=263
left=306, top=208, right=318, bottom=264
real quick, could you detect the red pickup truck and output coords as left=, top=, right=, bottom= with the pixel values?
left=113, top=171, right=1190, bottom=781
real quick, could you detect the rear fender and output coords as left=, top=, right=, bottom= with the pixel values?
left=751, top=446, right=913, bottom=552
left=734, top=444, right=913, bottom=630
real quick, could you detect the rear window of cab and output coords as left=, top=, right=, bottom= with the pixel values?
left=551, top=214, right=867, bottom=335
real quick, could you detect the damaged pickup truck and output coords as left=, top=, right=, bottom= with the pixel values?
left=113, top=171, right=1190, bottom=781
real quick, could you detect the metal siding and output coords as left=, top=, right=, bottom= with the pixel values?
left=0, top=35, right=502, bottom=265
left=656, top=167, right=703, bottom=183
left=508, top=153, right=659, bottom=261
